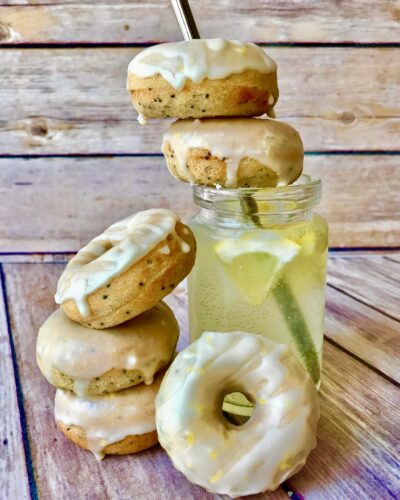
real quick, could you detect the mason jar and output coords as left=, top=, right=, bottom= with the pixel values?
left=187, top=176, right=328, bottom=386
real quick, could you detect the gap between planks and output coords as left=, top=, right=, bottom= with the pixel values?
left=0, top=264, right=37, bottom=500
left=328, top=283, right=399, bottom=324
left=324, top=336, right=399, bottom=388
left=328, top=256, right=400, bottom=322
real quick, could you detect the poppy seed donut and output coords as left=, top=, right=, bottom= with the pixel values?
left=55, top=369, right=166, bottom=459
left=36, top=304, right=178, bottom=397
left=57, top=421, right=158, bottom=460
left=127, top=39, right=278, bottom=122
left=162, top=118, right=304, bottom=188
left=55, top=209, right=196, bottom=329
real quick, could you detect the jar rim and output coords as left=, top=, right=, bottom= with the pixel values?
left=193, top=175, right=321, bottom=217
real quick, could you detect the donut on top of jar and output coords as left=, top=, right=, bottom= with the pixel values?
left=127, top=39, right=278, bottom=123
left=162, top=117, right=304, bottom=188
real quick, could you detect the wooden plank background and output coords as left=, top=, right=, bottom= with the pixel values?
left=0, top=0, right=399, bottom=250
left=1, top=4, right=399, bottom=498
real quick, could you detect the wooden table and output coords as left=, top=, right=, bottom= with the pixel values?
left=1, top=252, right=399, bottom=500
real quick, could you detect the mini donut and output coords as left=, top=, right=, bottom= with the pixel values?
left=55, top=208, right=196, bottom=329
left=55, top=369, right=166, bottom=460
left=36, top=303, right=178, bottom=398
left=127, top=39, right=278, bottom=122
left=156, top=332, right=319, bottom=497
left=162, top=118, right=304, bottom=188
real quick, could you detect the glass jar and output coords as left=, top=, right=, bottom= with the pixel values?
left=188, top=176, right=328, bottom=386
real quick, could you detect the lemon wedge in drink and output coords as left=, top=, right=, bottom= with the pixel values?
left=222, top=392, right=254, bottom=425
left=215, top=239, right=301, bottom=305
left=222, top=392, right=254, bottom=417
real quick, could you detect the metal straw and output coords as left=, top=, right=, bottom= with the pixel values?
left=170, top=0, right=200, bottom=40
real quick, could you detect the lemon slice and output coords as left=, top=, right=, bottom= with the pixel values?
left=222, top=392, right=254, bottom=417
left=215, top=239, right=301, bottom=305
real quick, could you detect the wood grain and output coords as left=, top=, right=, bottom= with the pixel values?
left=2, top=260, right=400, bottom=499
left=2, top=262, right=286, bottom=500
left=385, top=255, right=400, bottom=264
left=0, top=267, right=30, bottom=500
left=1, top=155, right=399, bottom=252
left=0, top=253, right=72, bottom=264
left=0, top=156, right=195, bottom=252
left=1, top=47, right=399, bottom=154
left=328, top=256, right=400, bottom=321
left=1, top=1, right=400, bottom=43
left=293, top=341, right=400, bottom=499
left=325, top=285, right=400, bottom=382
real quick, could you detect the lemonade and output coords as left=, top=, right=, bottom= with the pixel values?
left=188, top=179, right=328, bottom=385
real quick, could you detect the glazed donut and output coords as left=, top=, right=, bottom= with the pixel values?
left=55, top=369, right=165, bottom=460
left=55, top=209, right=196, bottom=329
left=37, top=303, right=178, bottom=397
left=156, top=332, right=319, bottom=497
left=127, top=39, right=278, bottom=122
left=162, top=118, right=304, bottom=188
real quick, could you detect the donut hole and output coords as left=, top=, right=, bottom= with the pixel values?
left=222, top=391, right=254, bottom=426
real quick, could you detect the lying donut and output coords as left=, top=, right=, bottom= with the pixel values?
left=55, top=208, right=196, bottom=328
left=55, top=368, right=166, bottom=460
left=162, top=118, right=304, bottom=188
left=127, top=39, right=278, bottom=122
left=156, top=332, right=319, bottom=497
left=37, top=303, right=178, bottom=398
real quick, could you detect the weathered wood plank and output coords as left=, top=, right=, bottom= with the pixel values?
left=1, top=155, right=399, bottom=252
left=3, top=262, right=400, bottom=499
left=0, top=268, right=31, bottom=500
left=328, top=256, right=400, bottom=321
left=1, top=1, right=400, bottom=44
left=2, top=262, right=286, bottom=500
left=1, top=47, right=399, bottom=154
left=293, top=341, right=400, bottom=499
left=0, top=157, right=195, bottom=252
left=325, top=285, right=400, bottom=383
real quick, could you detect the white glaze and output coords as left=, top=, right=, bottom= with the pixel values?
left=156, top=332, right=319, bottom=497
left=137, top=113, right=148, bottom=125
left=55, top=369, right=163, bottom=460
left=162, top=118, right=304, bottom=188
left=55, top=208, right=187, bottom=316
left=128, top=39, right=277, bottom=91
left=36, top=304, right=178, bottom=398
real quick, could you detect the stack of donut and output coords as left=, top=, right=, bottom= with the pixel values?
left=127, top=39, right=319, bottom=497
left=127, top=38, right=304, bottom=189
left=36, top=209, right=196, bottom=459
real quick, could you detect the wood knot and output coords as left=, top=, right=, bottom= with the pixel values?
left=30, top=119, right=49, bottom=137
left=389, top=7, right=400, bottom=21
left=339, top=111, right=356, bottom=125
